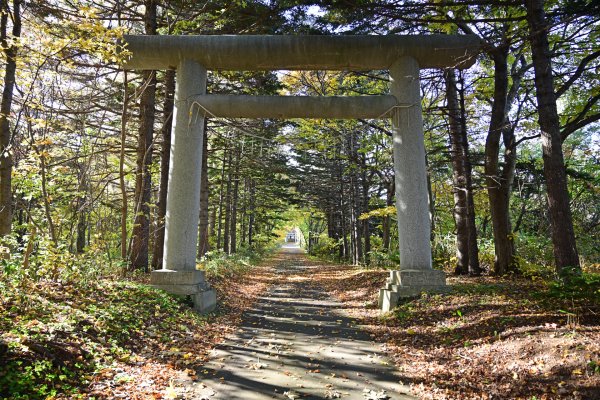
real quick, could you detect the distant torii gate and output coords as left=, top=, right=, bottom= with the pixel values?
left=121, top=35, right=479, bottom=313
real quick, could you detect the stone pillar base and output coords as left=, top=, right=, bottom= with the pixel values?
left=191, top=289, right=217, bottom=313
left=379, top=269, right=448, bottom=312
left=150, top=269, right=217, bottom=313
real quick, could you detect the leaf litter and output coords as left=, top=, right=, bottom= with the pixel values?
left=306, top=261, right=600, bottom=400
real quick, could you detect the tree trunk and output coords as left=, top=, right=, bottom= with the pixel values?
left=327, top=209, right=335, bottom=240
left=361, top=153, right=370, bottom=264
left=382, top=179, right=394, bottom=251
left=129, top=69, right=156, bottom=271
left=525, top=0, right=580, bottom=275
left=230, top=144, right=240, bottom=254
left=151, top=68, right=175, bottom=269
left=119, top=71, right=129, bottom=262
left=240, top=178, right=248, bottom=245
left=38, top=147, right=57, bottom=245
left=486, top=49, right=517, bottom=275
left=223, top=147, right=233, bottom=254
left=348, top=132, right=362, bottom=265
left=426, top=160, right=436, bottom=242
left=209, top=203, right=216, bottom=238
left=76, top=212, right=86, bottom=253
left=0, top=0, right=21, bottom=237
left=248, top=178, right=255, bottom=246
left=339, top=189, right=348, bottom=261
left=216, top=147, right=227, bottom=250
left=445, top=69, right=470, bottom=275
left=459, top=71, right=481, bottom=275
left=197, top=121, right=210, bottom=258
left=75, top=163, right=88, bottom=253
left=129, top=0, right=157, bottom=272
left=338, top=158, right=349, bottom=260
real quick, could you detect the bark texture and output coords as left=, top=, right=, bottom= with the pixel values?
left=197, top=122, right=210, bottom=258
left=229, top=145, right=240, bottom=254
left=0, top=0, right=21, bottom=236
left=445, top=69, right=470, bottom=275
left=486, top=48, right=517, bottom=275
left=129, top=0, right=157, bottom=271
left=445, top=69, right=481, bottom=275
left=151, top=69, right=175, bottom=269
left=525, top=0, right=580, bottom=274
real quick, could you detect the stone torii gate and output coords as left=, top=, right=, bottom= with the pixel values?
left=121, top=35, right=479, bottom=313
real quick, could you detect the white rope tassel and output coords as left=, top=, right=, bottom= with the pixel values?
left=178, top=96, right=217, bottom=137
left=381, top=103, right=418, bottom=129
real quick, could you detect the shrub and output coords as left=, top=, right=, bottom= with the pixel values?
left=548, top=270, right=600, bottom=302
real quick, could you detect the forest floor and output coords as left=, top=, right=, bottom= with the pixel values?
left=309, top=261, right=600, bottom=400
left=1, top=246, right=599, bottom=399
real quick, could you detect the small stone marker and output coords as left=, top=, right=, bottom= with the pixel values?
left=0, top=246, right=9, bottom=260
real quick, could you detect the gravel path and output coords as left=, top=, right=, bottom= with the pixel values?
left=179, top=244, right=415, bottom=400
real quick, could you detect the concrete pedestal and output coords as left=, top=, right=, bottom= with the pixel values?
left=191, top=289, right=217, bottom=313
left=151, top=269, right=216, bottom=313
left=378, top=269, right=448, bottom=312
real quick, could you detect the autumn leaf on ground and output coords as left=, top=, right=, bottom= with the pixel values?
left=362, top=388, right=390, bottom=399
left=247, top=358, right=267, bottom=370
left=284, top=389, right=302, bottom=399
left=164, top=380, right=178, bottom=399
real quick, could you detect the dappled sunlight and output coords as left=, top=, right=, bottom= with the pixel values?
left=174, top=246, right=415, bottom=399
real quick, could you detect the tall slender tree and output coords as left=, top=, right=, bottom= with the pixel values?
left=151, top=69, right=175, bottom=269
left=198, top=123, right=210, bottom=257
left=0, top=0, right=21, bottom=237
left=524, top=0, right=580, bottom=275
left=129, top=0, right=157, bottom=271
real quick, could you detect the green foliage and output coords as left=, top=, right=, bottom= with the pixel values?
left=1, top=233, right=121, bottom=289
left=0, top=359, right=81, bottom=399
left=200, top=247, right=264, bottom=279
left=358, top=206, right=396, bottom=221
left=0, top=274, right=207, bottom=399
left=588, top=360, right=600, bottom=375
left=367, top=249, right=399, bottom=269
left=548, top=271, right=600, bottom=301
left=308, top=235, right=339, bottom=260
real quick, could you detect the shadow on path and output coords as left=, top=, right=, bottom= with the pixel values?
left=180, top=244, right=415, bottom=400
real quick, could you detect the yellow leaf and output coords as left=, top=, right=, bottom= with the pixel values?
left=164, top=381, right=178, bottom=399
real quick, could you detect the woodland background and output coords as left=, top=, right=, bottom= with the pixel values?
left=0, top=0, right=598, bottom=279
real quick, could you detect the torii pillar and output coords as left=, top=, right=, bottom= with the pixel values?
left=377, top=57, right=447, bottom=312
left=150, top=59, right=217, bottom=313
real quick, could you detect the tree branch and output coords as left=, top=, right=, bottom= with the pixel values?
left=555, top=49, right=600, bottom=98
left=561, top=113, right=600, bottom=141
left=513, top=134, right=541, bottom=148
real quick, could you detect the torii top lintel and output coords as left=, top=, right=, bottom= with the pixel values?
left=121, top=34, right=480, bottom=71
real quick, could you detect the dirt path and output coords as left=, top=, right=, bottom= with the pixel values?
left=178, top=244, right=415, bottom=400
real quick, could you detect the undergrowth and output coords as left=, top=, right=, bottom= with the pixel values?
left=0, top=277, right=205, bottom=399
left=0, top=240, right=279, bottom=399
